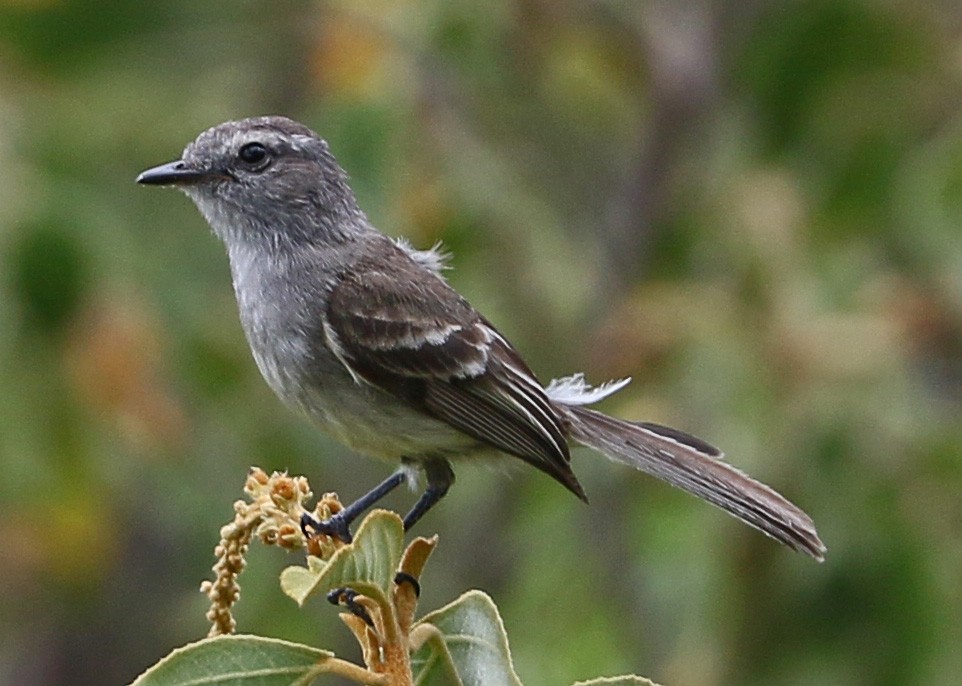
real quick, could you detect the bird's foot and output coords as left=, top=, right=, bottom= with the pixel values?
left=327, top=587, right=373, bottom=627
left=300, top=511, right=354, bottom=544
left=394, top=571, right=421, bottom=598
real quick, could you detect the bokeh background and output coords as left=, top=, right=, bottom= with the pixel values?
left=2, top=1, right=961, bottom=684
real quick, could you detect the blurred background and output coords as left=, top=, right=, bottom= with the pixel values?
left=1, top=0, right=961, bottom=684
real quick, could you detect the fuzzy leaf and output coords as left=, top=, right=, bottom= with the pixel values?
left=411, top=590, right=523, bottom=686
left=129, top=634, right=334, bottom=686
left=280, top=510, right=405, bottom=606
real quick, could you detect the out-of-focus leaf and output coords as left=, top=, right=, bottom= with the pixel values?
left=0, top=1, right=173, bottom=73
left=11, top=223, right=89, bottom=336
left=279, top=509, right=404, bottom=606
left=64, top=301, right=187, bottom=452
left=129, top=634, right=334, bottom=686
left=571, top=677, right=661, bottom=686
left=411, top=590, right=523, bottom=686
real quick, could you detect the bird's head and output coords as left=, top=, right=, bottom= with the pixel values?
left=137, top=116, right=361, bottom=246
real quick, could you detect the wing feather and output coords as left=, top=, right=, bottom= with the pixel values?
left=325, top=244, right=583, bottom=498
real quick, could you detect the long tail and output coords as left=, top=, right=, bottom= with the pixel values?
left=564, top=406, right=826, bottom=561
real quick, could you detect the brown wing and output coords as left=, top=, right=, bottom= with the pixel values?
left=325, top=246, right=585, bottom=499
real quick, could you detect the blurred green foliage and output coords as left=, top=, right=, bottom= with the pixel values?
left=1, top=1, right=960, bottom=684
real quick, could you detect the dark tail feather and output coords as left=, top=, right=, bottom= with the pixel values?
left=565, top=406, right=826, bottom=561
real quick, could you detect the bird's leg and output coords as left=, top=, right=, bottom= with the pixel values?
left=300, top=459, right=455, bottom=543
left=301, top=470, right=406, bottom=543
left=400, top=459, right=454, bottom=531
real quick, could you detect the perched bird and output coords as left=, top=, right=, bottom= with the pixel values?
left=137, top=116, right=825, bottom=560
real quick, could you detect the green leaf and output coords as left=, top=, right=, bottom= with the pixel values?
left=571, top=678, right=661, bottom=686
left=411, top=590, right=523, bottom=686
left=129, top=634, right=334, bottom=686
left=280, top=510, right=404, bottom=606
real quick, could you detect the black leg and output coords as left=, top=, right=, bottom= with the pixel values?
left=301, top=459, right=455, bottom=543
left=301, top=469, right=407, bottom=543
left=401, top=459, right=454, bottom=531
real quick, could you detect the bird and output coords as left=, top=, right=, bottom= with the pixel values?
left=137, top=116, right=825, bottom=561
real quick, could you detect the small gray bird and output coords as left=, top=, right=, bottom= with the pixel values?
left=137, top=116, right=825, bottom=560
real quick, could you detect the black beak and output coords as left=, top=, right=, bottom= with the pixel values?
left=136, top=160, right=224, bottom=186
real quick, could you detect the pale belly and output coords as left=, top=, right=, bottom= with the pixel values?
left=249, top=331, right=480, bottom=463
left=316, top=391, right=482, bottom=463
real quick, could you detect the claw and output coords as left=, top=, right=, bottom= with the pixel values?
left=394, top=571, right=421, bottom=598
left=327, top=587, right=373, bottom=627
left=300, top=511, right=354, bottom=544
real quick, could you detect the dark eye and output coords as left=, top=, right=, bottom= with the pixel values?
left=238, top=142, right=269, bottom=167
